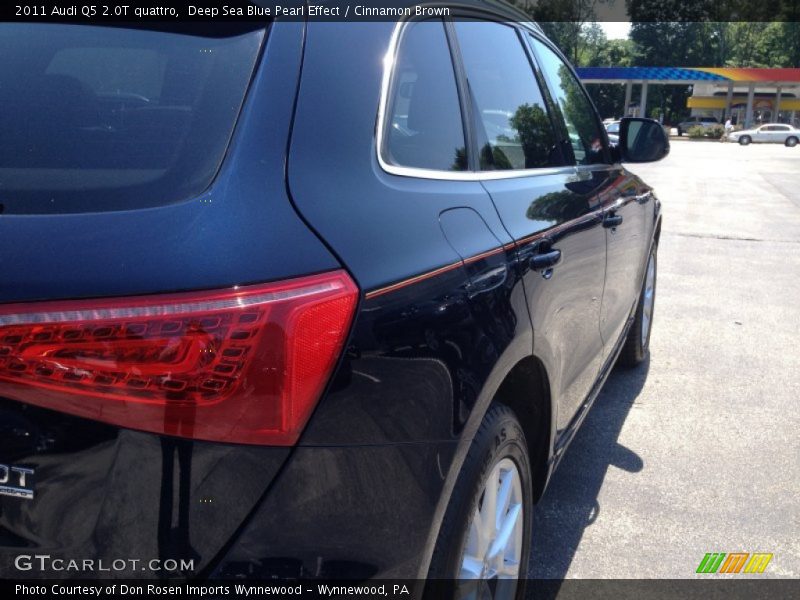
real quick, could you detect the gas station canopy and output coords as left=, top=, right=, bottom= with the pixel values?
left=576, top=67, right=800, bottom=85
left=575, top=67, right=800, bottom=126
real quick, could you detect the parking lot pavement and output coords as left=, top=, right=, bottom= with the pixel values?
left=529, top=142, right=800, bottom=579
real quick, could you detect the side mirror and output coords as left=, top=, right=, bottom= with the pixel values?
left=619, top=118, right=670, bottom=163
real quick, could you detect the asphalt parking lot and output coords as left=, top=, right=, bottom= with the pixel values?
left=529, top=141, right=800, bottom=579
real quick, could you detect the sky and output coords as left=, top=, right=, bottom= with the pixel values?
left=599, top=22, right=632, bottom=40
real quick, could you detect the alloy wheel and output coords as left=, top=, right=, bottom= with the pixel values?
left=459, top=457, right=524, bottom=596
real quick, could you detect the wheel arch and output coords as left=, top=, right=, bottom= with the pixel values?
left=654, top=214, right=662, bottom=246
left=490, top=354, right=553, bottom=503
left=417, top=329, right=556, bottom=577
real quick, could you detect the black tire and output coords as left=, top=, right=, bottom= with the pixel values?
left=786, top=136, right=798, bottom=147
left=739, top=135, right=751, bottom=146
left=427, top=405, right=532, bottom=600
left=618, top=245, right=658, bottom=368
left=677, top=128, right=683, bottom=136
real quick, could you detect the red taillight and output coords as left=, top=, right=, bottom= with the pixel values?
left=0, top=271, right=358, bottom=445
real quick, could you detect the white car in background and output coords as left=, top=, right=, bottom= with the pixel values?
left=729, top=123, right=800, bottom=146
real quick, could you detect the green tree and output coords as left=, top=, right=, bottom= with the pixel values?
left=581, top=34, right=636, bottom=119
left=725, top=22, right=800, bottom=67
left=516, top=0, right=609, bottom=63
left=509, top=103, right=559, bottom=168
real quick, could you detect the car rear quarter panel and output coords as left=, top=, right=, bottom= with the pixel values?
left=215, top=20, right=540, bottom=579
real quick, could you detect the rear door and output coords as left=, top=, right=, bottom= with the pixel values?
left=772, top=124, right=791, bottom=143
left=450, top=20, right=607, bottom=432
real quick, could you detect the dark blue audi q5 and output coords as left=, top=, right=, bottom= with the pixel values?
left=0, top=2, right=667, bottom=597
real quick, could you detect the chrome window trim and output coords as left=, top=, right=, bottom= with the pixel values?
left=375, top=18, right=578, bottom=182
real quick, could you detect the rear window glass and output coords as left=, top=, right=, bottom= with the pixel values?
left=0, top=24, right=264, bottom=213
left=383, top=20, right=467, bottom=172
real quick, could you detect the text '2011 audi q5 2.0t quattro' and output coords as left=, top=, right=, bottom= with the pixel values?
left=0, top=2, right=667, bottom=597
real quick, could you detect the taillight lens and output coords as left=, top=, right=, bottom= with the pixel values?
left=0, top=271, right=358, bottom=445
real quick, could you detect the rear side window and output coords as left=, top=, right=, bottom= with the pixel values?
left=383, top=20, right=467, bottom=172
left=0, top=24, right=264, bottom=213
left=454, top=20, right=564, bottom=171
left=529, top=36, right=607, bottom=166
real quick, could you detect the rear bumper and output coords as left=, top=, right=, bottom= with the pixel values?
left=0, top=398, right=455, bottom=580
left=210, top=441, right=458, bottom=580
left=0, top=399, right=290, bottom=579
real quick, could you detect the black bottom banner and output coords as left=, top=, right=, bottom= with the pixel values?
left=4, top=579, right=799, bottom=600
